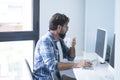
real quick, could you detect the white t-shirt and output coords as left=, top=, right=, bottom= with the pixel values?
left=57, top=41, right=63, bottom=61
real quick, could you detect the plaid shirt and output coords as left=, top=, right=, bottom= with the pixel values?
left=33, top=31, right=74, bottom=80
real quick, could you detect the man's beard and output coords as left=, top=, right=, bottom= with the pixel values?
left=59, top=30, right=66, bottom=39
left=59, top=33, right=66, bottom=39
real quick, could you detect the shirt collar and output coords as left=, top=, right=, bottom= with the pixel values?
left=47, top=31, right=58, bottom=43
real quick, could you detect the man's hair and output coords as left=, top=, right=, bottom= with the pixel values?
left=49, top=13, right=69, bottom=30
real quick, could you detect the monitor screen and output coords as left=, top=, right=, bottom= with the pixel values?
left=109, top=34, right=115, bottom=68
left=95, top=28, right=107, bottom=63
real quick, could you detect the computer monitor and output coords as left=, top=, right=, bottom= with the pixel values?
left=109, top=34, right=115, bottom=72
left=95, top=28, right=107, bottom=63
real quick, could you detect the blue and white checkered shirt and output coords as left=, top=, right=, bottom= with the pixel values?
left=33, top=31, right=74, bottom=80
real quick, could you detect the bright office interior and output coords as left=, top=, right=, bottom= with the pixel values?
left=0, top=0, right=120, bottom=80
left=40, top=0, right=120, bottom=80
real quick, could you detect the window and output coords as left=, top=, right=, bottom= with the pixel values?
left=0, top=0, right=33, bottom=32
left=0, top=0, right=39, bottom=78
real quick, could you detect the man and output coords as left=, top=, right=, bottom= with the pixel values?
left=33, top=13, right=92, bottom=80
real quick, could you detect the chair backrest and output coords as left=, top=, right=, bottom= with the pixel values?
left=25, top=59, right=33, bottom=80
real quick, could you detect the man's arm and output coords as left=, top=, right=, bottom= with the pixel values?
left=57, top=60, right=92, bottom=70
left=69, top=38, right=76, bottom=58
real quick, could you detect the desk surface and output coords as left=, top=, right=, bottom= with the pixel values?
left=73, top=62, right=114, bottom=80
left=61, top=53, right=114, bottom=80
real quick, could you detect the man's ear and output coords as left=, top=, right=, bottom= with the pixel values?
left=57, top=25, right=62, bottom=31
left=58, top=25, right=62, bottom=29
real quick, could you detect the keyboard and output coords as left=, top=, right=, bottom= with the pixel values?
left=82, top=66, right=94, bottom=70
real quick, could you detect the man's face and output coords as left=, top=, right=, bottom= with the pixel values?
left=59, top=24, right=68, bottom=39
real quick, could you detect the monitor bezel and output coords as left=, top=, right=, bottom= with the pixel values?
left=95, top=28, right=107, bottom=64
left=108, top=34, right=115, bottom=74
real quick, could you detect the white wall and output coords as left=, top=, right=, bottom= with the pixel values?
left=85, top=0, right=115, bottom=52
left=40, top=0, right=85, bottom=56
left=114, top=0, right=120, bottom=80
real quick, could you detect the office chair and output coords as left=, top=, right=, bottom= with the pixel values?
left=25, top=59, right=33, bottom=80
left=25, top=59, right=54, bottom=80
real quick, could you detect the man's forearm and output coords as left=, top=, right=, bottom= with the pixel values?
left=57, top=60, right=92, bottom=71
left=69, top=47, right=75, bottom=58
left=69, top=37, right=76, bottom=58
left=57, top=62, right=76, bottom=70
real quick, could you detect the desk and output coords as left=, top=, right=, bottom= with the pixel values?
left=73, top=62, right=114, bottom=80
left=73, top=53, right=114, bottom=80
left=60, top=53, right=114, bottom=80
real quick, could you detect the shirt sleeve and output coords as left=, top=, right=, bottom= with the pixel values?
left=60, top=39, right=74, bottom=61
left=39, top=38, right=58, bottom=72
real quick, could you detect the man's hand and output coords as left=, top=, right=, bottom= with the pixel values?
left=73, top=60, right=92, bottom=68
left=71, top=37, right=76, bottom=47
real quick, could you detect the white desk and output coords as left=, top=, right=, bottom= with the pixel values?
left=73, top=62, right=114, bottom=80
left=73, top=53, right=114, bottom=80
left=60, top=53, right=114, bottom=80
